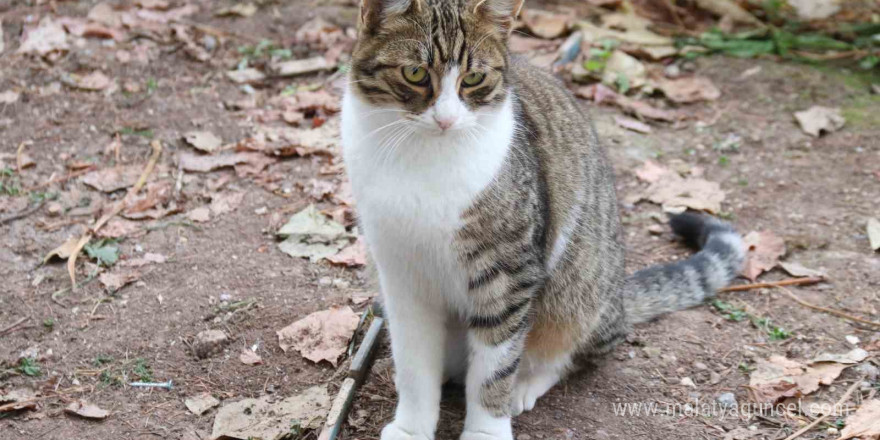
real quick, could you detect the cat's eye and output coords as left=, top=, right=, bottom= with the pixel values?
left=402, top=66, right=429, bottom=85
left=462, top=72, right=485, bottom=87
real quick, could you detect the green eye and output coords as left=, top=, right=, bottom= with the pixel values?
left=462, top=72, right=485, bottom=87
left=402, top=66, right=428, bottom=85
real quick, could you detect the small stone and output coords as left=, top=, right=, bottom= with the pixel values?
left=661, top=354, right=677, bottom=363
left=318, top=276, right=332, bottom=287
left=680, top=377, right=696, bottom=388
left=46, top=202, right=63, bottom=216
left=643, top=347, right=661, bottom=358
left=201, top=35, right=217, bottom=52
left=219, top=293, right=232, bottom=302
left=184, top=392, right=220, bottom=415
left=193, top=330, right=228, bottom=359
left=826, top=427, right=838, bottom=435
left=717, top=392, right=737, bottom=409
left=845, top=335, right=860, bottom=345
left=709, top=371, right=722, bottom=385
left=694, top=361, right=708, bottom=370
left=855, top=363, right=878, bottom=380
left=647, top=224, right=664, bottom=235
left=627, top=350, right=636, bottom=359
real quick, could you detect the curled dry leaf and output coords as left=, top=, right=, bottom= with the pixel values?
left=326, top=237, right=368, bottom=268
left=520, top=9, right=570, bottom=39
left=65, top=400, right=109, bottom=420
left=239, top=348, right=262, bottom=366
left=82, top=165, right=154, bottom=192
left=99, top=270, right=141, bottom=292
left=779, top=261, right=826, bottom=279
left=747, top=354, right=851, bottom=404
left=43, top=237, right=81, bottom=264
left=656, top=77, right=721, bottom=103
left=794, top=106, right=845, bottom=137
left=277, top=204, right=352, bottom=262
left=628, top=165, right=725, bottom=214
left=577, top=84, right=678, bottom=122
left=184, top=393, right=220, bottom=416
left=276, top=306, right=359, bottom=367
left=215, top=3, right=257, bottom=17
left=184, top=131, right=223, bottom=153
left=838, top=399, right=880, bottom=440
left=742, top=231, right=785, bottom=281
left=179, top=152, right=274, bottom=173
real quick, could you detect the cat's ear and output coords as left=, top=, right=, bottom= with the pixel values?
left=359, top=0, right=424, bottom=33
left=471, top=0, right=525, bottom=35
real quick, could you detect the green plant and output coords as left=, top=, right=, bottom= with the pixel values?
left=132, top=358, right=153, bottom=382
left=738, top=362, right=755, bottom=373
left=42, top=318, right=55, bottom=329
left=711, top=300, right=748, bottom=322
left=93, top=355, right=114, bottom=367
left=17, top=358, right=41, bottom=377
left=146, top=78, right=158, bottom=94
left=84, top=239, right=119, bottom=267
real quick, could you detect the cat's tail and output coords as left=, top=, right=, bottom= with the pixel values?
left=623, top=213, right=745, bottom=325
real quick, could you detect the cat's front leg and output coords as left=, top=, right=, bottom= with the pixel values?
left=381, top=278, right=447, bottom=440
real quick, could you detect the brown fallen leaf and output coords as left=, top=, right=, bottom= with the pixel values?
left=215, top=3, right=257, bottom=17
left=184, top=393, right=220, bottom=416
left=270, top=57, right=335, bottom=77
left=327, top=237, right=368, bottom=268
left=629, top=172, right=726, bottom=213
left=88, top=3, right=122, bottom=27
left=577, top=84, right=679, bottom=122
left=239, top=348, right=263, bottom=366
left=838, top=399, right=880, bottom=440
left=520, top=9, right=570, bottom=39
left=183, top=131, right=223, bottom=153
left=226, top=68, right=266, bottom=84
left=179, top=152, right=274, bottom=173
left=276, top=306, right=359, bottom=367
left=135, top=0, right=170, bottom=10
left=134, top=4, right=199, bottom=23
left=69, top=71, right=113, bottom=91
left=634, top=160, right=675, bottom=183
left=779, top=261, right=826, bottom=279
left=97, top=218, right=141, bottom=239
left=99, top=270, right=141, bottom=292
left=18, top=17, right=69, bottom=56
left=209, top=192, right=244, bottom=216
left=211, top=387, right=330, bottom=440
left=121, top=252, right=166, bottom=267
left=351, top=291, right=376, bottom=306
left=614, top=115, right=652, bottom=133
left=747, top=354, right=848, bottom=404
left=656, top=76, right=721, bottom=103
left=43, top=237, right=81, bottom=263
left=742, top=231, right=785, bottom=281
left=187, top=207, right=211, bottom=223
left=82, top=165, right=146, bottom=192
left=65, top=400, right=109, bottom=420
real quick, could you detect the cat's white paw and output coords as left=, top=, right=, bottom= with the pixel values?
left=460, top=430, right=514, bottom=440
left=510, top=373, right=556, bottom=416
left=381, top=423, right=433, bottom=440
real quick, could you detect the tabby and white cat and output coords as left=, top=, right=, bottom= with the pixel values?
left=340, top=1, right=745, bottom=439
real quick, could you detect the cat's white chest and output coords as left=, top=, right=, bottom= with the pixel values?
left=341, top=90, right=515, bottom=309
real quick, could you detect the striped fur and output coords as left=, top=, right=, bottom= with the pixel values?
left=342, top=1, right=744, bottom=439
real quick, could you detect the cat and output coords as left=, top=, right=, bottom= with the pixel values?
left=340, top=1, right=745, bottom=439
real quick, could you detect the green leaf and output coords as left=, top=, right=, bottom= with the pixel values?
left=84, top=240, right=119, bottom=267
left=18, top=358, right=41, bottom=377
left=584, top=59, right=606, bottom=72
left=615, top=74, right=630, bottom=94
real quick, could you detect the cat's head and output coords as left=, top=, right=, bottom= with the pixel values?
left=349, top=0, right=522, bottom=135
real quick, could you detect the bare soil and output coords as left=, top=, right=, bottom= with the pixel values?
left=1, top=1, right=878, bottom=440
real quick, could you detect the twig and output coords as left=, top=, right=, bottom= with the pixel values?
left=775, top=286, right=880, bottom=328
left=0, top=201, right=44, bottom=226
left=65, top=141, right=163, bottom=288
left=783, top=377, right=864, bottom=440
left=0, top=317, right=28, bottom=337
left=16, top=141, right=31, bottom=173
left=719, top=277, right=824, bottom=292
left=50, top=270, right=99, bottom=306
left=25, top=166, right=95, bottom=192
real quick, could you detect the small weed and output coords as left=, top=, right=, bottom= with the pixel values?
left=118, top=127, right=155, bottom=138
left=17, top=358, right=41, bottom=377
left=712, top=300, right=791, bottom=340
left=718, top=211, right=735, bottom=220
left=718, top=155, right=730, bottom=166
left=92, top=355, right=114, bottom=367
left=738, top=362, right=755, bottom=373
left=711, top=300, right=749, bottom=322
left=737, top=178, right=749, bottom=187
left=29, top=191, right=57, bottom=203
left=146, top=78, right=158, bottom=94
left=289, top=420, right=303, bottom=438
left=42, top=318, right=55, bottom=329
left=132, top=358, right=153, bottom=382
left=84, top=239, right=119, bottom=267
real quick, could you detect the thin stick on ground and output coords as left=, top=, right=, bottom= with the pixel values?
left=783, top=376, right=864, bottom=440
left=26, top=166, right=95, bottom=192
left=66, top=140, right=163, bottom=288
left=0, top=317, right=28, bottom=337
left=774, top=286, right=880, bottom=328
left=719, top=277, right=824, bottom=292
left=0, top=200, right=44, bottom=226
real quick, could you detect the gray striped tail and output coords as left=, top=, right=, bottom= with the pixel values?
left=624, top=213, right=745, bottom=325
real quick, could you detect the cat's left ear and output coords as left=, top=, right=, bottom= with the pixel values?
left=470, top=0, right=525, bottom=36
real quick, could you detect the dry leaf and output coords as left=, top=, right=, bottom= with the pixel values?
left=742, top=231, right=785, bottom=281
left=630, top=172, right=725, bottom=213
left=521, top=9, right=570, bottom=39
left=184, top=393, right=220, bottom=416
left=226, top=68, right=266, bottom=84
left=327, top=238, right=368, bottom=268
left=184, top=131, right=222, bottom=153
left=614, top=116, right=652, bottom=133
left=65, top=400, right=109, bottom=420
left=88, top=3, right=122, bottom=27
left=576, top=21, right=672, bottom=47
left=211, top=386, right=330, bottom=440
left=634, top=160, right=675, bottom=183
left=179, top=152, right=274, bottom=173
left=187, top=207, right=211, bottom=223
left=70, top=71, right=112, bottom=91
left=99, top=270, right=141, bottom=292
left=810, top=348, right=868, bottom=365
left=121, top=252, right=166, bottom=267
left=694, top=0, right=762, bottom=25
left=82, top=165, right=145, bottom=192
left=215, top=3, right=257, bottom=17
left=656, top=77, right=721, bottom=103
left=239, top=348, right=262, bottom=366
left=867, top=218, right=880, bottom=252
left=779, top=261, right=826, bottom=279
left=351, top=291, right=376, bottom=305
left=18, top=17, right=69, bottom=56
left=794, top=106, right=845, bottom=137
left=577, top=84, right=679, bottom=121
left=748, top=353, right=855, bottom=404
left=135, top=0, right=170, bottom=10
left=839, top=399, right=880, bottom=440
left=602, top=50, right=647, bottom=90
left=98, top=218, right=141, bottom=239
left=276, top=306, right=359, bottom=366
left=788, top=0, right=840, bottom=20
left=43, top=237, right=81, bottom=263
left=209, top=192, right=244, bottom=216
left=270, top=57, right=335, bottom=77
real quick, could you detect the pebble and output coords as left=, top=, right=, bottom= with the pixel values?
left=694, top=361, right=708, bottom=370
left=201, top=35, right=217, bottom=52
left=855, top=363, right=879, bottom=380
left=709, top=371, right=722, bottom=385
left=717, top=392, right=737, bottom=409
left=845, top=335, right=860, bottom=345
left=194, top=330, right=228, bottom=359
left=318, top=277, right=332, bottom=287
left=643, top=347, right=661, bottom=358
left=680, top=377, right=696, bottom=388
left=827, top=427, right=839, bottom=435
left=332, top=279, right=351, bottom=289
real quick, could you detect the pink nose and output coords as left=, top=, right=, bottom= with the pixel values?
left=434, top=115, right=456, bottom=130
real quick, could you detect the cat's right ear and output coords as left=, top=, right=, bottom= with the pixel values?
left=359, top=0, right=421, bottom=33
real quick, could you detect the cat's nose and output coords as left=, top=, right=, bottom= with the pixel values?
left=434, top=115, right=457, bottom=131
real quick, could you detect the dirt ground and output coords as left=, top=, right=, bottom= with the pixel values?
left=1, top=1, right=878, bottom=440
